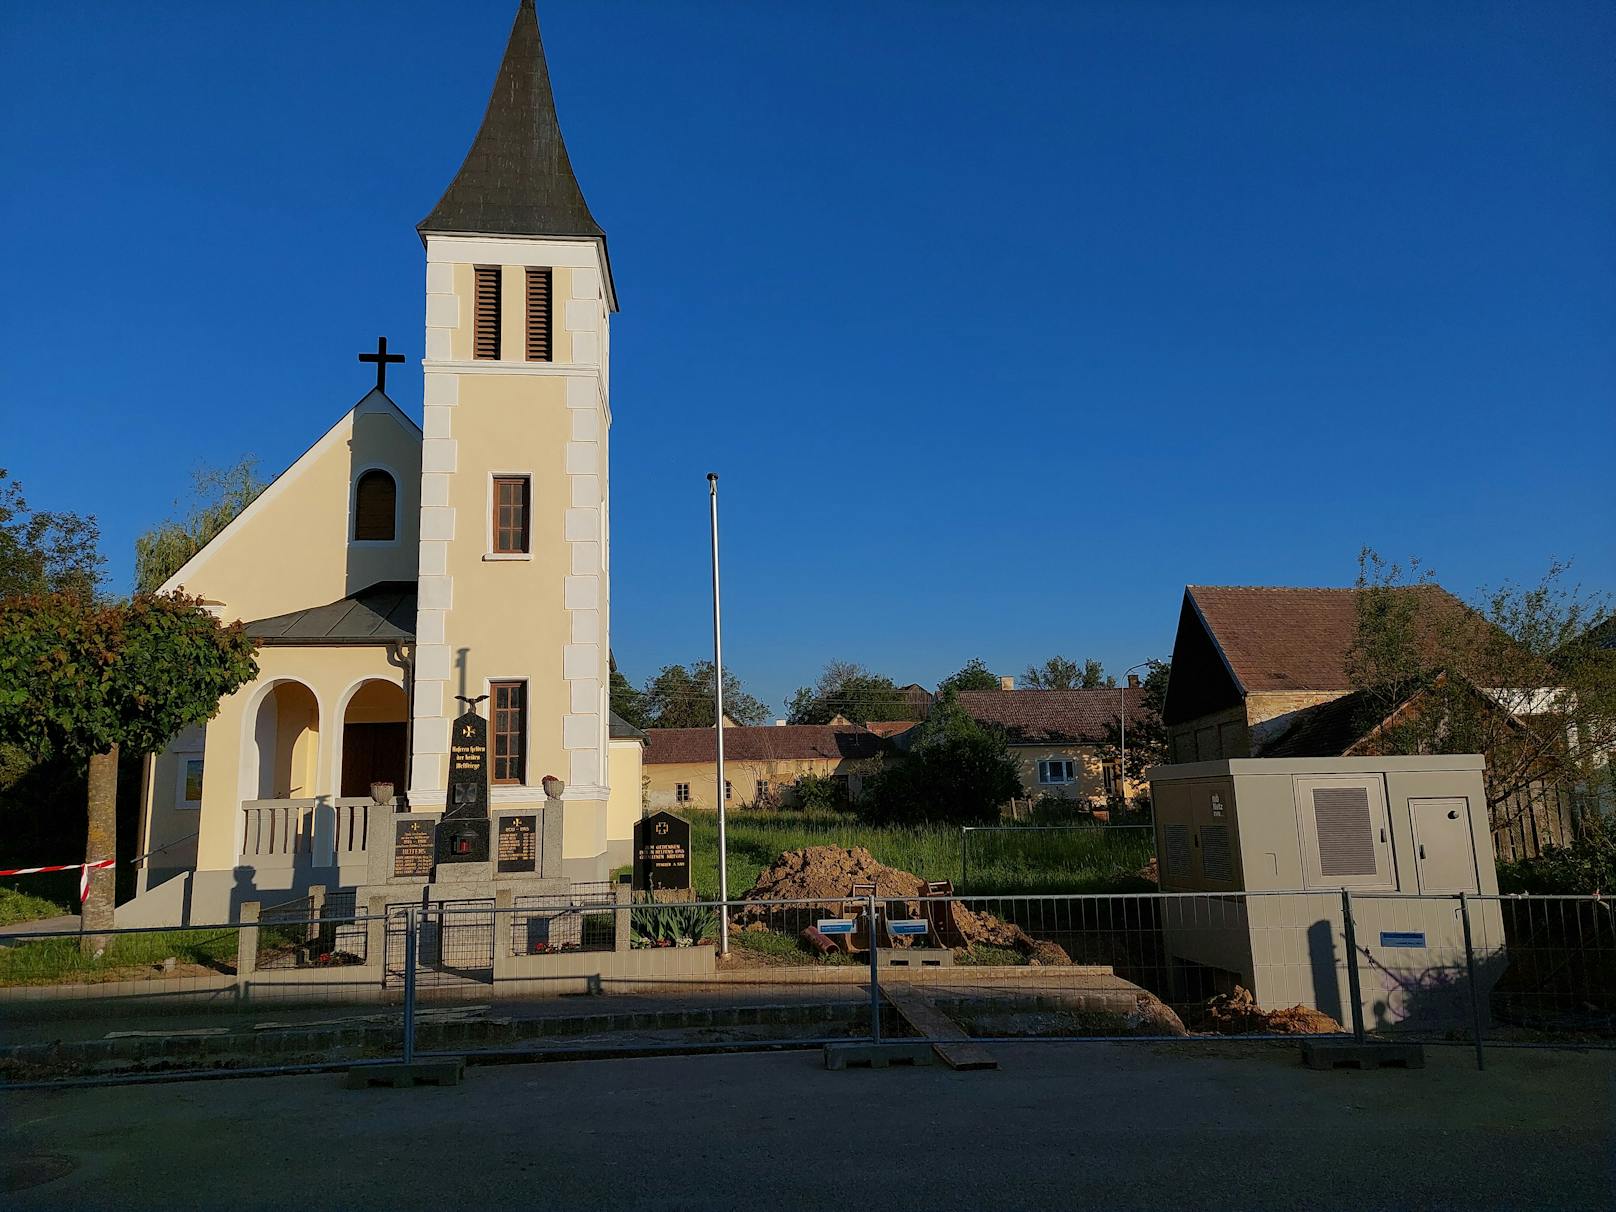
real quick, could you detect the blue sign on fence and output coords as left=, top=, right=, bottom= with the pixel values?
left=1379, top=931, right=1426, bottom=949
left=816, top=919, right=855, bottom=935
left=888, top=921, right=929, bottom=936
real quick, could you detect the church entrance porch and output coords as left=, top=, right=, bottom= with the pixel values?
left=339, top=679, right=408, bottom=799
left=384, top=899, right=495, bottom=988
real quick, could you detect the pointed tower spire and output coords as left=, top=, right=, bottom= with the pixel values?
left=419, top=1, right=605, bottom=245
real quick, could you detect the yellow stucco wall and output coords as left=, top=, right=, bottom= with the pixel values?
left=644, top=756, right=876, bottom=812
left=161, top=400, right=421, bottom=623
left=1009, top=743, right=1141, bottom=804
left=192, top=647, right=409, bottom=871
left=606, top=739, right=645, bottom=850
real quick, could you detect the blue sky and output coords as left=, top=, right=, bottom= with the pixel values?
left=3, top=1, right=1612, bottom=715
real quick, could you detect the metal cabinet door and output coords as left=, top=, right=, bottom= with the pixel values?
left=1409, top=797, right=1480, bottom=894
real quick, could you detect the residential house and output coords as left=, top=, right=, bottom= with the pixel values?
left=641, top=724, right=884, bottom=811
left=955, top=686, right=1150, bottom=805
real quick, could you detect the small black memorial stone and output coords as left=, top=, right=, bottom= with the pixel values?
left=496, top=814, right=539, bottom=874
left=633, top=811, right=692, bottom=893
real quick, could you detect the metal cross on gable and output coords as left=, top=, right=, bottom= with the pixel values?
left=359, top=336, right=406, bottom=391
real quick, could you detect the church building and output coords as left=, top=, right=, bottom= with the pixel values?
left=128, top=2, right=644, bottom=924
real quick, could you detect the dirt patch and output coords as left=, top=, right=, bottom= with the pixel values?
left=1138, top=856, right=1158, bottom=885
left=736, top=846, right=1072, bottom=965
left=1200, top=986, right=1342, bottom=1035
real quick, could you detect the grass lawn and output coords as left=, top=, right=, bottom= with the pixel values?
left=685, top=809, right=1154, bottom=900
left=0, top=928, right=239, bottom=987
left=0, top=885, right=69, bottom=927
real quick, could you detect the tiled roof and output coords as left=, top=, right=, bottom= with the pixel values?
left=1187, top=584, right=1476, bottom=693
left=419, top=1, right=606, bottom=244
left=245, top=581, right=415, bottom=646
left=642, top=725, right=883, bottom=765
left=955, top=689, right=1148, bottom=745
left=863, top=720, right=920, bottom=738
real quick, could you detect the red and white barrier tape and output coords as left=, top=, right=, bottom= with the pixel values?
left=0, top=858, right=115, bottom=902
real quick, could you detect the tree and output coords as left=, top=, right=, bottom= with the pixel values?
left=0, top=592, right=258, bottom=946
left=642, top=661, right=769, bottom=728
left=786, top=660, right=911, bottom=725
left=0, top=470, right=104, bottom=601
left=133, top=458, right=265, bottom=594
left=1021, top=655, right=1114, bottom=690
left=861, top=695, right=1023, bottom=825
left=1345, top=548, right=1616, bottom=835
left=937, top=658, right=1000, bottom=695
left=1100, top=659, right=1171, bottom=791
left=608, top=652, right=649, bottom=730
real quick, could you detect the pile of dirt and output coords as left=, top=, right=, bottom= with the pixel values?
left=736, top=846, right=1072, bottom=965
left=1202, top=986, right=1342, bottom=1036
left=1138, top=856, right=1159, bottom=885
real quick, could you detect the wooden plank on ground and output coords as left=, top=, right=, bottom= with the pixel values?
left=881, top=985, right=998, bottom=1070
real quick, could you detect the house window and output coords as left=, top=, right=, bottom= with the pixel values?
left=755, top=779, right=769, bottom=801
left=177, top=757, right=204, bottom=807
left=675, top=783, right=691, bottom=804
left=1038, top=759, right=1076, bottom=785
left=1103, top=764, right=1116, bottom=794
left=490, top=681, right=527, bottom=784
left=492, top=476, right=531, bottom=554
left=353, top=469, right=396, bottom=541
left=474, top=266, right=501, bottom=359
left=525, top=268, right=552, bottom=362
left=724, top=780, right=732, bottom=801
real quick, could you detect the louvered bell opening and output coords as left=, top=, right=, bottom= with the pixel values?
left=353, top=470, right=396, bottom=541
left=475, top=266, right=502, bottom=360
left=525, top=267, right=552, bottom=362
left=1312, top=786, right=1378, bottom=877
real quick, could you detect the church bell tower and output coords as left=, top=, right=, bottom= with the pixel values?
left=411, top=0, right=616, bottom=873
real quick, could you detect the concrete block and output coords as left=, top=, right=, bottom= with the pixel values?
left=823, top=1041, right=935, bottom=1071
left=1300, top=1040, right=1425, bottom=1071
left=346, top=1059, right=465, bottom=1089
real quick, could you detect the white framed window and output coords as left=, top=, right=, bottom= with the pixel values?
left=675, top=783, right=690, bottom=804
left=755, top=779, right=769, bottom=800
left=724, top=780, right=733, bottom=801
left=176, top=756, right=204, bottom=809
left=1038, top=759, right=1076, bottom=785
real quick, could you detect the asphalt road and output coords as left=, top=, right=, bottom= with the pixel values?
left=3, top=1042, right=1610, bottom=1210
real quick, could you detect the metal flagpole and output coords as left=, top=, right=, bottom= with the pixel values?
left=708, top=473, right=729, bottom=955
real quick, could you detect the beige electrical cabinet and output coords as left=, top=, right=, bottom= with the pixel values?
left=1146, top=756, right=1505, bottom=1031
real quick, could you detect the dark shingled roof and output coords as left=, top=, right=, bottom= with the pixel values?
left=643, top=725, right=883, bottom=765
left=609, top=712, right=647, bottom=741
left=419, top=1, right=605, bottom=245
left=246, top=582, right=415, bottom=646
left=955, top=689, right=1148, bottom=745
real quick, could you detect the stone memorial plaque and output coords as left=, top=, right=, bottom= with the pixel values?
left=497, top=814, right=538, bottom=874
left=633, top=811, right=692, bottom=892
left=393, top=819, right=435, bottom=878
left=446, top=710, right=489, bottom=822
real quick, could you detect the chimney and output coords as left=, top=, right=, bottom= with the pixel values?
left=1128, top=673, right=1141, bottom=689
left=999, top=675, right=1016, bottom=692
left=774, top=719, right=786, bottom=727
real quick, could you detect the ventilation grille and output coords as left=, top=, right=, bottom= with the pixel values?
left=525, top=267, right=552, bottom=362
left=1313, top=786, right=1378, bottom=877
left=1201, top=825, right=1233, bottom=882
left=1163, top=824, right=1192, bottom=877
left=475, top=266, right=501, bottom=359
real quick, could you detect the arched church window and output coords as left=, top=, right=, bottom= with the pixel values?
left=354, top=469, right=396, bottom=542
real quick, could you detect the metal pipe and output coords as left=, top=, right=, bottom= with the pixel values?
left=402, top=906, right=418, bottom=1064
left=708, top=473, right=729, bottom=956
left=1459, top=891, right=1486, bottom=1071
left=1340, top=888, right=1366, bottom=1043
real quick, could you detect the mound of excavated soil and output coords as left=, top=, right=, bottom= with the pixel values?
left=1202, top=986, right=1342, bottom=1036
left=736, top=846, right=1071, bottom=964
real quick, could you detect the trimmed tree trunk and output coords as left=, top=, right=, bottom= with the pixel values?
left=81, top=744, right=118, bottom=954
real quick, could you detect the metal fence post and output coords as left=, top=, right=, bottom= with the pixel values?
left=1459, top=892, right=1486, bottom=1071
left=402, top=906, right=418, bottom=1065
left=867, top=893, right=881, bottom=1045
left=959, top=828, right=968, bottom=894
left=1340, top=888, right=1366, bottom=1043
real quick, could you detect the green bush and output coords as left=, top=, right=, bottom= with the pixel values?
left=1497, top=812, right=1616, bottom=895
left=792, top=772, right=847, bottom=813
left=860, top=699, right=1021, bottom=826
left=630, top=901, right=718, bottom=948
